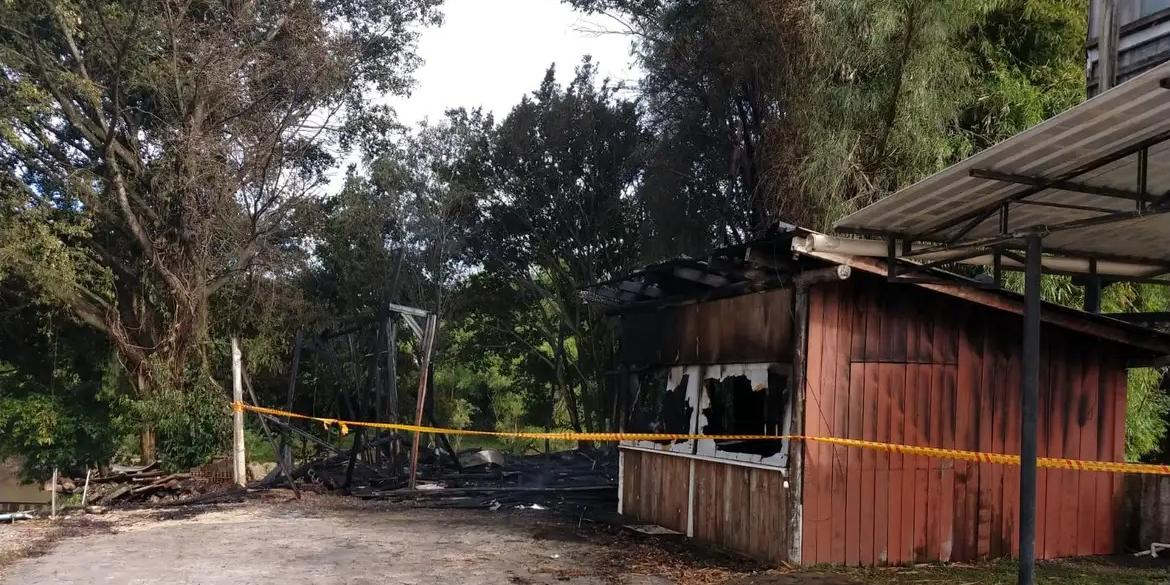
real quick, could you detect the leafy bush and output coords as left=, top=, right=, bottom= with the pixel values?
left=1126, top=368, right=1170, bottom=462
left=0, top=388, right=117, bottom=481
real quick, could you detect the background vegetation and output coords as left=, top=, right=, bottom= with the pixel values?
left=2, top=0, right=1167, bottom=479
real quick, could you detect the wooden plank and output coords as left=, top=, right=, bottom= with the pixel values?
left=845, top=362, right=866, bottom=566
left=830, top=281, right=854, bottom=564
left=1059, top=339, right=1084, bottom=558
left=953, top=309, right=981, bottom=562
left=932, top=296, right=959, bottom=365
left=909, top=363, right=931, bottom=562
left=1094, top=350, right=1116, bottom=556
left=859, top=361, right=878, bottom=566
left=727, top=465, right=751, bottom=554
left=880, top=292, right=908, bottom=363
left=802, top=286, right=827, bottom=563
left=986, top=321, right=1010, bottom=559
left=1110, top=346, right=1127, bottom=553
left=622, top=450, right=637, bottom=517
left=817, top=283, right=841, bottom=562
left=1075, top=341, right=1100, bottom=557
left=923, top=364, right=944, bottom=562
left=875, top=362, right=894, bottom=564
left=692, top=460, right=717, bottom=543
left=887, top=363, right=908, bottom=565
left=859, top=286, right=883, bottom=566
left=1042, top=335, right=1066, bottom=560
left=938, top=364, right=958, bottom=562
left=1034, top=335, right=1053, bottom=559
left=1002, top=336, right=1022, bottom=558
left=976, top=319, right=997, bottom=561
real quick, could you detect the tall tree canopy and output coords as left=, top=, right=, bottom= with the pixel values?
left=0, top=0, right=439, bottom=461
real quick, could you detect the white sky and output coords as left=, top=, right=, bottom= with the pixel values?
left=327, top=0, right=638, bottom=190
left=391, top=0, right=639, bottom=125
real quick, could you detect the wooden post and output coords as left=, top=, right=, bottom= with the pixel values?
left=407, top=314, right=437, bottom=489
left=787, top=285, right=810, bottom=563
left=81, top=468, right=91, bottom=508
left=232, top=337, right=247, bottom=487
left=50, top=467, right=58, bottom=519
left=281, top=330, right=303, bottom=473
left=385, top=316, right=399, bottom=422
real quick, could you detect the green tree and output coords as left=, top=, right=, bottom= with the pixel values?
left=0, top=0, right=439, bottom=462
left=457, top=60, right=648, bottom=431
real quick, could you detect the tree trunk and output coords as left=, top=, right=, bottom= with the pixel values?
left=557, top=323, right=583, bottom=433
left=135, top=370, right=158, bottom=464
left=140, top=426, right=157, bottom=465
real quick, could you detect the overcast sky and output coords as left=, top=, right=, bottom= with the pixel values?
left=327, top=0, right=638, bottom=189
left=390, top=0, right=639, bottom=125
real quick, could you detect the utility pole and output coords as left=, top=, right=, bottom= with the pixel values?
left=232, top=337, right=247, bottom=487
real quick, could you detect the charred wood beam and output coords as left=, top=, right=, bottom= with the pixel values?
left=1104, top=311, right=1170, bottom=325
left=386, top=302, right=429, bottom=318
left=672, top=266, right=730, bottom=287
left=617, top=280, right=662, bottom=298
left=794, top=265, right=851, bottom=287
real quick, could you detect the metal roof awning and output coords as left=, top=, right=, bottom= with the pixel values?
left=835, top=60, right=1170, bottom=276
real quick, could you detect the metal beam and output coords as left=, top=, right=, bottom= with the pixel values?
left=969, top=168, right=1142, bottom=201
left=1019, top=234, right=1042, bottom=585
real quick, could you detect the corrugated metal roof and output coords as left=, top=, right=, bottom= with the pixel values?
left=835, top=60, right=1170, bottom=269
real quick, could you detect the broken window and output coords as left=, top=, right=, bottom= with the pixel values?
left=623, top=363, right=792, bottom=468
left=626, top=367, right=696, bottom=452
left=696, top=364, right=791, bottom=466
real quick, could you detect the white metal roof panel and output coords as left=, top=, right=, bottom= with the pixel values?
left=835, top=60, right=1170, bottom=267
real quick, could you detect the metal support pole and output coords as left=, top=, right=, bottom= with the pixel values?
left=1138, top=147, right=1149, bottom=211
left=1084, top=259, right=1102, bottom=314
left=232, top=337, right=247, bottom=487
left=1018, top=234, right=1042, bottom=585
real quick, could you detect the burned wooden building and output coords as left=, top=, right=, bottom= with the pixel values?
left=584, top=227, right=1170, bottom=567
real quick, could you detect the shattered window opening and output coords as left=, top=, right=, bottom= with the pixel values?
left=623, top=363, right=792, bottom=468
left=699, top=370, right=789, bottom=458
left=628, top=369, right=693, bottom=445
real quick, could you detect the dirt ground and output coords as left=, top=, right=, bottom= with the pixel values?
left=1, top=493, right=1166, bottom=585
left=0, top=493, right=766, bottom=585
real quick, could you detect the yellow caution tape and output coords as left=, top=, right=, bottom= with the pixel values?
left=232, top=402, right=1170, bottom=476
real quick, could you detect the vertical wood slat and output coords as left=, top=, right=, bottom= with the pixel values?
left=875, top=362, right=893, bottom=564
left=954, top=308, right=980, bottom=561
left=1060, top=338, right=1084, bottom=559
left=860, top=281, right=882, bottom=567
left=1075, top=342, right=1100, bottom=557
left=802, top=284, right=827, bottom=564
left=1111, top=347, right=1127, bottom=552
left=845, top=363, right=866, bottom=566
left=1042, top=335, right=1065, bottom=560
left=1095, top=349, right=1116, bottom=556
left=976, top=320, right=996, bottom=560
left=830, top=281, right=853, bottom=563
left=816, top=281, right=840, bottom=562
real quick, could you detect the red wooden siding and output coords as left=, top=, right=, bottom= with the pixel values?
left=801, top=275, right=1128, bottom=565
left=621, top=449, right=792, bottom=563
